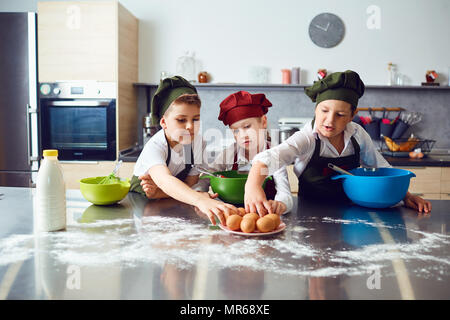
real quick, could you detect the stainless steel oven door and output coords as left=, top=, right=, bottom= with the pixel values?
left=40, top=98, right=116, bottom=161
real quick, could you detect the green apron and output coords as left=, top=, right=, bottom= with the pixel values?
left=298, top=134, right=360, bottom=201
left=129, top=135, right=194, bottom=196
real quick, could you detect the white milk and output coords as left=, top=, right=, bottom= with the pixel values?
left=35, top=150, right=66, bottom=232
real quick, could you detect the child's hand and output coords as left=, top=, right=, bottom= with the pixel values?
left=268, top=200, right=286, bottom=215
left=139, top=173, right=160, bottom=198
left=403, top=192, right=432, bottom=214
left=196, top=198, right=236, bottom=226
left=244, top=185, right=273, bottom=217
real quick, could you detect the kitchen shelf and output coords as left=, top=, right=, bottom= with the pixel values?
left=134, top=82, right=450, bottom=90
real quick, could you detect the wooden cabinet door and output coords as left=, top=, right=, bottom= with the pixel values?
left=441, top=167, right=450, bottom=197
left=398, top=167, right=441, bottom=194
left=38, top=1, right=117, bottom=82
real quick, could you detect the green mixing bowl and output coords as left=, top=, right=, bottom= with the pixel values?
left=79, top=176, right=130, bottom=205
left=200, top=170, right=270, bottom=204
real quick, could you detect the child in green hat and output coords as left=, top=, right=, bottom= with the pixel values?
left=131, top=76, right=236, bottom=225
left=244, top=70, right=431, bottom=215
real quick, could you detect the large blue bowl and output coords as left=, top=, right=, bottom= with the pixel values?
left=331, top=168, right=416, bottom=208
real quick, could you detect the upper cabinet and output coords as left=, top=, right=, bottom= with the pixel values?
left=38, top=0, right=137, bottom=83
left=38, top=1, right=139, bottom=152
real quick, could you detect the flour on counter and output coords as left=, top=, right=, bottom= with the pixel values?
left=0, top=215, right=448, bottom=280
left=0, top=234, right=34, bottom=266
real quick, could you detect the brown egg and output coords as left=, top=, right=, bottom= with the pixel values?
left=243, top=212, right=259, bottom=222
left=265, top=213, right=281, bottom=229
left=226, top=215, right=242, bottom=231
left=256, top=216, right=275, bottom=233
left=237, top=207, right=246, bottom=216
left=240, top=218, right=256, bottom=233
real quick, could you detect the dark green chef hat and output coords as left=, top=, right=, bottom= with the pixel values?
left=305, top=70, right=365, bottom=108
left=151, top=75, right=198, bottom=124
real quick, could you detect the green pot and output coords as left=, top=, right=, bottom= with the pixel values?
left=200, top=170, right=271, bottom=205
left=79, top=176, right=130, bottom=205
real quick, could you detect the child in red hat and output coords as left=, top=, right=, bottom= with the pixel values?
left=201, top=90, right=293, bottom=215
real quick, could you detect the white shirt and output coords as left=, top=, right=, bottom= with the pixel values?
left=195, top=142, right=294, bottom=214
left=253, top=121, right=391, bottom=178
left=133, top=129, right=202, bottom=177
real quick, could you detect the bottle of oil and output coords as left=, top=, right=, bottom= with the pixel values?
left=35, top=149, right=66, bottom=232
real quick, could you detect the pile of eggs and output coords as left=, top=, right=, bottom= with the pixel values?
left=225, top=208, right=281, bottom=233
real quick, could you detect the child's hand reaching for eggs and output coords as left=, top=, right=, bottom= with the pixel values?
left=267, top=200, right=286, bottom=215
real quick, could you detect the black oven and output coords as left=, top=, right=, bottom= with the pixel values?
left=39, top=82, right=117, bottom=161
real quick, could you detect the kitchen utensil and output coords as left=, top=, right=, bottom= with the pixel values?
left=196, top=166, right=225, bottom=178
left=218, top=221, right=286, bottom=237
left=362, top=108, right=381, bottom=139
left=99, top=160, right=123, bottom=184
left=391, top=119, right=409, bottom=139
left=80, top=176, right=130, bottom=205
left=327, top=163, right=354, bottom=176
left=331, top=167, right=415, bottom=208
left=199, top=170, right=271, bottom=204
left=379, top=109, right=397, bottom=138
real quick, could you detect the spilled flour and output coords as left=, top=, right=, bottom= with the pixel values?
left=0, top=215, right=449, bottom=280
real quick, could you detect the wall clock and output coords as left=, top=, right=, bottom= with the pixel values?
left=309, top=13, right=345, bottom=48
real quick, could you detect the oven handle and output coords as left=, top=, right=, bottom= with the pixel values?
left=47, top=100, right=112, bottom=107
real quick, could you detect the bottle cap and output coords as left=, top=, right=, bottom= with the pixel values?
left=43, top=149, right=58, bottom=157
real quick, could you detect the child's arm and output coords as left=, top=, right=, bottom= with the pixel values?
left=244, top=161, right=273, bottom=216
left=272, top=167, right=294, bottom=215
left=245, top=134, right=309, bottom=216
left=147, top=165, right=235, bottom=225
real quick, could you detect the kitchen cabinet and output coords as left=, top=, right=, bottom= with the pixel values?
left=38, top=0, right=138, bottom=151
left=39, top=1, right=139, bottom=187
left=396, top=166, right=445, bottom=200
left=441, top=167, right=450, bottom=200
left=38, top=1, right=136, bottom=82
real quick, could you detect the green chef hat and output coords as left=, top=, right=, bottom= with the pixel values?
left=305, top=70, right=365, bottom=108
left=151, top=75, right=198, bottom=124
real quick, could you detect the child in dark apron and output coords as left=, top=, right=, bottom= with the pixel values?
left=130, top=76, right=237, bottom=226
left=244, top=70, right=431, bottom=215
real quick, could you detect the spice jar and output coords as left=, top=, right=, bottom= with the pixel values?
left=198, top=72, right=208, bottom=83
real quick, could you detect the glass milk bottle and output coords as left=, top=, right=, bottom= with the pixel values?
left=35, top=149, right=66, bottom=232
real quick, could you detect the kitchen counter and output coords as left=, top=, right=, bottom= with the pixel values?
left=383, top=154, right=450, bottom=167
left=0, top=187, right=449, bottom=300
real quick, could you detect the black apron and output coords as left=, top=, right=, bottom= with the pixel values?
left=298, top=134, right=360, bottom=202
left=129, top=135, right=194, bottom=196
left=232, top=143, right=276, bottom=200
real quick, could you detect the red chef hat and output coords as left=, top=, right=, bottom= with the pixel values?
left=218, top=91, right=272, bottom=126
